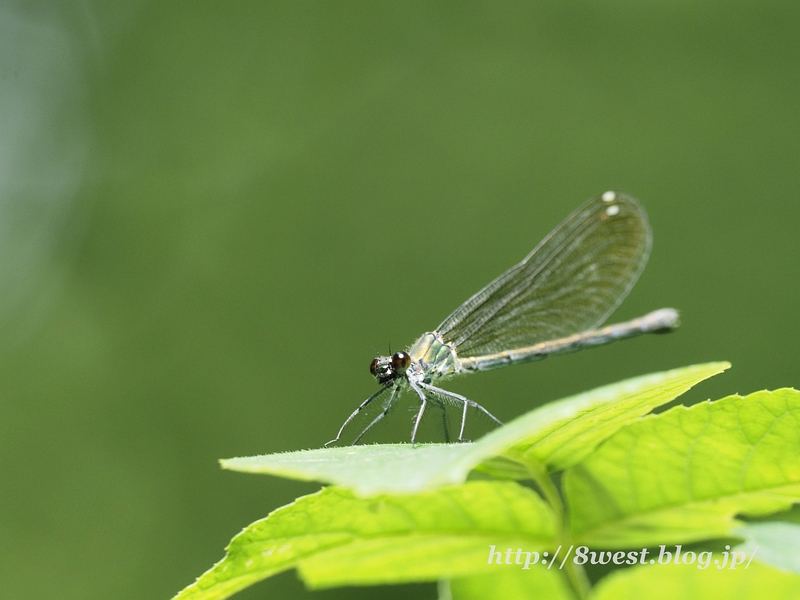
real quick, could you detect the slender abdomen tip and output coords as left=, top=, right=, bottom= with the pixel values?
left=648, top=308, right=680, bottom=333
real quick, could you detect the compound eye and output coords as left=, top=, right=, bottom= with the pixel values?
left=369, top=358, right=379, bottom=377
left=392, top=351, right=410, bottom=374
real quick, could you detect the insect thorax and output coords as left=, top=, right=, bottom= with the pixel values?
left=407, top=332, right=458, bottom=380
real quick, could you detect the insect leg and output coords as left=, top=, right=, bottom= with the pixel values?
left=422, top=392, right=451, bottom=443
left=351, top=386, right=401, bottom=445
left=324, top=385, right=392, bottom=447
left=407, top=380, right=429, bottom=447
left=417, top=382, right=503, bottom=442
left=438, top=399, right=451, bottom=443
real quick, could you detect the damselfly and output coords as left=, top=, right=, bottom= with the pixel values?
left=325, top=191, right=679, bottom=446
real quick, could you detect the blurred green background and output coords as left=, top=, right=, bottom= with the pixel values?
left=1, top=2, right=798, bottom=599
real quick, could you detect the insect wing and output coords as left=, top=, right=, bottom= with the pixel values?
left=437, top=192, right=652, bottom=358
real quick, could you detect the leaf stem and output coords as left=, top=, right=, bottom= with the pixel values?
left=522, top=457, right=590, bottom=600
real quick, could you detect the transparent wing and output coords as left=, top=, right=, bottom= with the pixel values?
left=437, top=192, right=652, bottom=358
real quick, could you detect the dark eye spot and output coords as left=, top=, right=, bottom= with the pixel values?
left=392, top=351, right=410, bottom=374
left=370, top=358, right=379, bottom=376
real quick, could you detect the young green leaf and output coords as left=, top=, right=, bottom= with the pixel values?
left=565, top=389, right=800, bottom=548
left=222, top=444, right=484, bottom=495
left=592, top=558, right=800, bottom=600
left=444, top=569, right=572, bottom=600
left=490, top=361, right=730, bottom=473
left=735, top=522, right=800, bottom=575
left=222, top=362, right=729, bottom=495
left=173, top=481, right=555, bottom=600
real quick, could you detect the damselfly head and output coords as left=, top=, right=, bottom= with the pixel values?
left=369, top=351, right=410, bottom=385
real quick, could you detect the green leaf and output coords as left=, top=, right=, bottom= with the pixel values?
left=297, top=481, right=556, bottom=588
left=222, top=443, right=486, bottom=495
left=173, top=481, right=555, bottom=599
left=592, top=559, right=800, bottom=600
left=445, top=569, right=572, bottom=600
left=565, top=389, right=800, bottom=548
left=493, top=361, right=730, bottom=473
left=223, top=362, right=729, bottom=495
left=735, top=522, right=800, bottom=575
left=472, top=456, right=533, bottom=480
